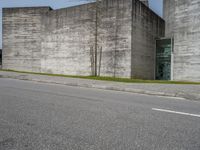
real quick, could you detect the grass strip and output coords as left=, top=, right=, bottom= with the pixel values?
left=0, top=69, right=200, bottom=85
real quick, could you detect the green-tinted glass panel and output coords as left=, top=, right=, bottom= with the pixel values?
left=156, top=39, right=172, bottom=80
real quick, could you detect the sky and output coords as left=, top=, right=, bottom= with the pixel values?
left=0, top=0, right=163, bottom=49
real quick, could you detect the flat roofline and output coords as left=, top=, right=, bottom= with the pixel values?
left=2, top=2, right=95, bottom=11
left=2, top=2, right=95, bottom=13
left=2, top=1, right=163, bottom=20
left=3, top=6, right=53, bottom=10
left=53, top=2, right=95, bottom=11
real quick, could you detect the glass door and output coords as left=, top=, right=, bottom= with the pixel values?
left=156, top=39, right=172, bottom=80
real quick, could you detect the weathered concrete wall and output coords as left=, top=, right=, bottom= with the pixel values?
left=131, top=0, right=165, bottom=79
left=41, top=0, right=132, bottom=77
left=41, top=4, right=94, bottom=76
left=164, top=0, right=200, bottom=81
left=99, top=0, right=132, bottom=78
left=163, top=0, right=175, bottom=37
left=2, top=0, right=165, bottom=79
left=2, top=7, right=51, bottom=72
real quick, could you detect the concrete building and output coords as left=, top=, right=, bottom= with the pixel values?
left=163, top=0, right=200, bottom=81
left=2, top=0, right=164, bottom=79
left=3, top=0, right=200, bottom=81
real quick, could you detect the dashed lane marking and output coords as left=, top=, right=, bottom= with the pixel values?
left=152, top=108, right=200, bottom=118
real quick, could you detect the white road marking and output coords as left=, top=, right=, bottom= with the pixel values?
left=156, top=96, right=185, bottom=100
left=152, top=108, right=200, bottom=118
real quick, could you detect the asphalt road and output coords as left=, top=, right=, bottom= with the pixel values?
left=0, top=78, right=200, bottom=150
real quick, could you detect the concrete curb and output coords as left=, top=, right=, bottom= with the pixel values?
left=1, top=73, right=200, bottom=101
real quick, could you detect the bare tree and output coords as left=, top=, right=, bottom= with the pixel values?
left=87, top=0, right=103, bottom=76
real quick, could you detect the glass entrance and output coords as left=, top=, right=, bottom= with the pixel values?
left=156, top=39, right=172, bottom=80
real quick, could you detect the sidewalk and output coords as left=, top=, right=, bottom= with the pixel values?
left=0, top=70, right=200, bottom=101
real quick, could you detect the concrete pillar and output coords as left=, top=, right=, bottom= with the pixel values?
left=164, top=0, right=200, bottom=81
